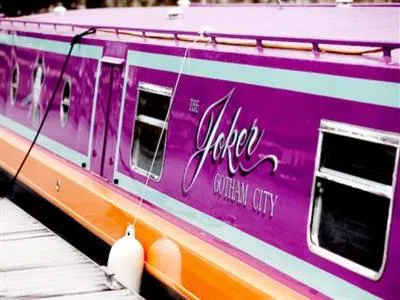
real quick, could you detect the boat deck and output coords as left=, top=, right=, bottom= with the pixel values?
left=11, top=6, right=400, bottom=44
left=2, top=5, right=399, bottom=64
left=0, top=197, right=141, bottom=300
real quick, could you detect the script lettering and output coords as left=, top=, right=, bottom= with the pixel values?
left=183, top=89, right=278, bottom=193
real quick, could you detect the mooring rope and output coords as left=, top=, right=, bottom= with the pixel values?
left=131, top=34, right=209, bottom=228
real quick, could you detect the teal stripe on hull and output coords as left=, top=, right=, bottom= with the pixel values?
left=127, top=50, right=400, bottom=109
left=0, top=33, right=102, bottom=59
left=0, top=115, right=88, bottom=167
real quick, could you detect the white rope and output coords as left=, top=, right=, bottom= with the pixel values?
left=131, top=36, right=204, bottom=228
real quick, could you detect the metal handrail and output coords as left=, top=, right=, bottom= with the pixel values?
left=1, top=18, right=399, bottom=61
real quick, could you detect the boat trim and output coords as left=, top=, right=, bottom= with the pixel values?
left=0, top=33, right=102, bottom=59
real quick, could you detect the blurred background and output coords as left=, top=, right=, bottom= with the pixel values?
left=0, top=0, right=398, bottom=17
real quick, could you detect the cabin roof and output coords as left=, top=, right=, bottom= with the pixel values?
left=11, top=5, right=400, bottom=45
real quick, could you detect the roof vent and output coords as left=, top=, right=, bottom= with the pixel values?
left=167, top=7, right=184, bottom=20
left=53, top=3, right=67, bottom=15
left=336, top=0, right=353, bottom=5
left=177, top=0, right=190, bottom=7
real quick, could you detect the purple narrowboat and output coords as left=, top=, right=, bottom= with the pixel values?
left=0, top=4, right=399, bottom=299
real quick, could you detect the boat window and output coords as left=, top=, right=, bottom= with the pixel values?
left=320, top=133, right=396, bottom=185
left=308, top=120, right=399, bottom=280
left=10, top=64, right=19, bottom=106
left=60, top=80, right=71, bottom=127
left=32, top=58, right=45, bottom=128
left=131, top=83, right=172, bottom=181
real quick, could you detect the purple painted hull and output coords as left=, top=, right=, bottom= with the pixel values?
left=116, top=57, right=400, bottom=298
left=1, top=8, right=399, bottom=298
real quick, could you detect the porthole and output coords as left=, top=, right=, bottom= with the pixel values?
left=60, top=80, right=71, bottom=127
left=32, top=58, right=44, bottom=128
left=10, top=65, right=19, bottom=106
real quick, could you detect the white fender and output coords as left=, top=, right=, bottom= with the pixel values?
left=107, top=225, right=144, bottom=293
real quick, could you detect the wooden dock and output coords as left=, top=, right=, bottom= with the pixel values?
left=0, top=197, right=142, bottom=299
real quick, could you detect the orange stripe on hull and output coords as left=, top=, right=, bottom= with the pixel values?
left=0, top=126, right=307, bottom=300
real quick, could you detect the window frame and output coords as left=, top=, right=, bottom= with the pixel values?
left=307, top=119, right=400, bottom=281
left=130, top=82, right=173, bottom=182
left=60, top=78, right=72, bottom=128
left=32, top=58, right=45, bottom=128
left=32, top=57, right=45, bottom=88
left=10, top=63, right=19, bottom=106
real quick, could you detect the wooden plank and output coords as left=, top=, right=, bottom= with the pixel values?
left=0, top=198, right=142, bottom=299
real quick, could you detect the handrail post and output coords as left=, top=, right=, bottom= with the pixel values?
left=211, top=35, right=217, bottom=47
left=256, top=39, right=263, bottom=53
left=174, top=33, right=179, bottom=46
left=383, top=47, right=392, bottom=64
left=312, top=42, right=320, bottom=58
